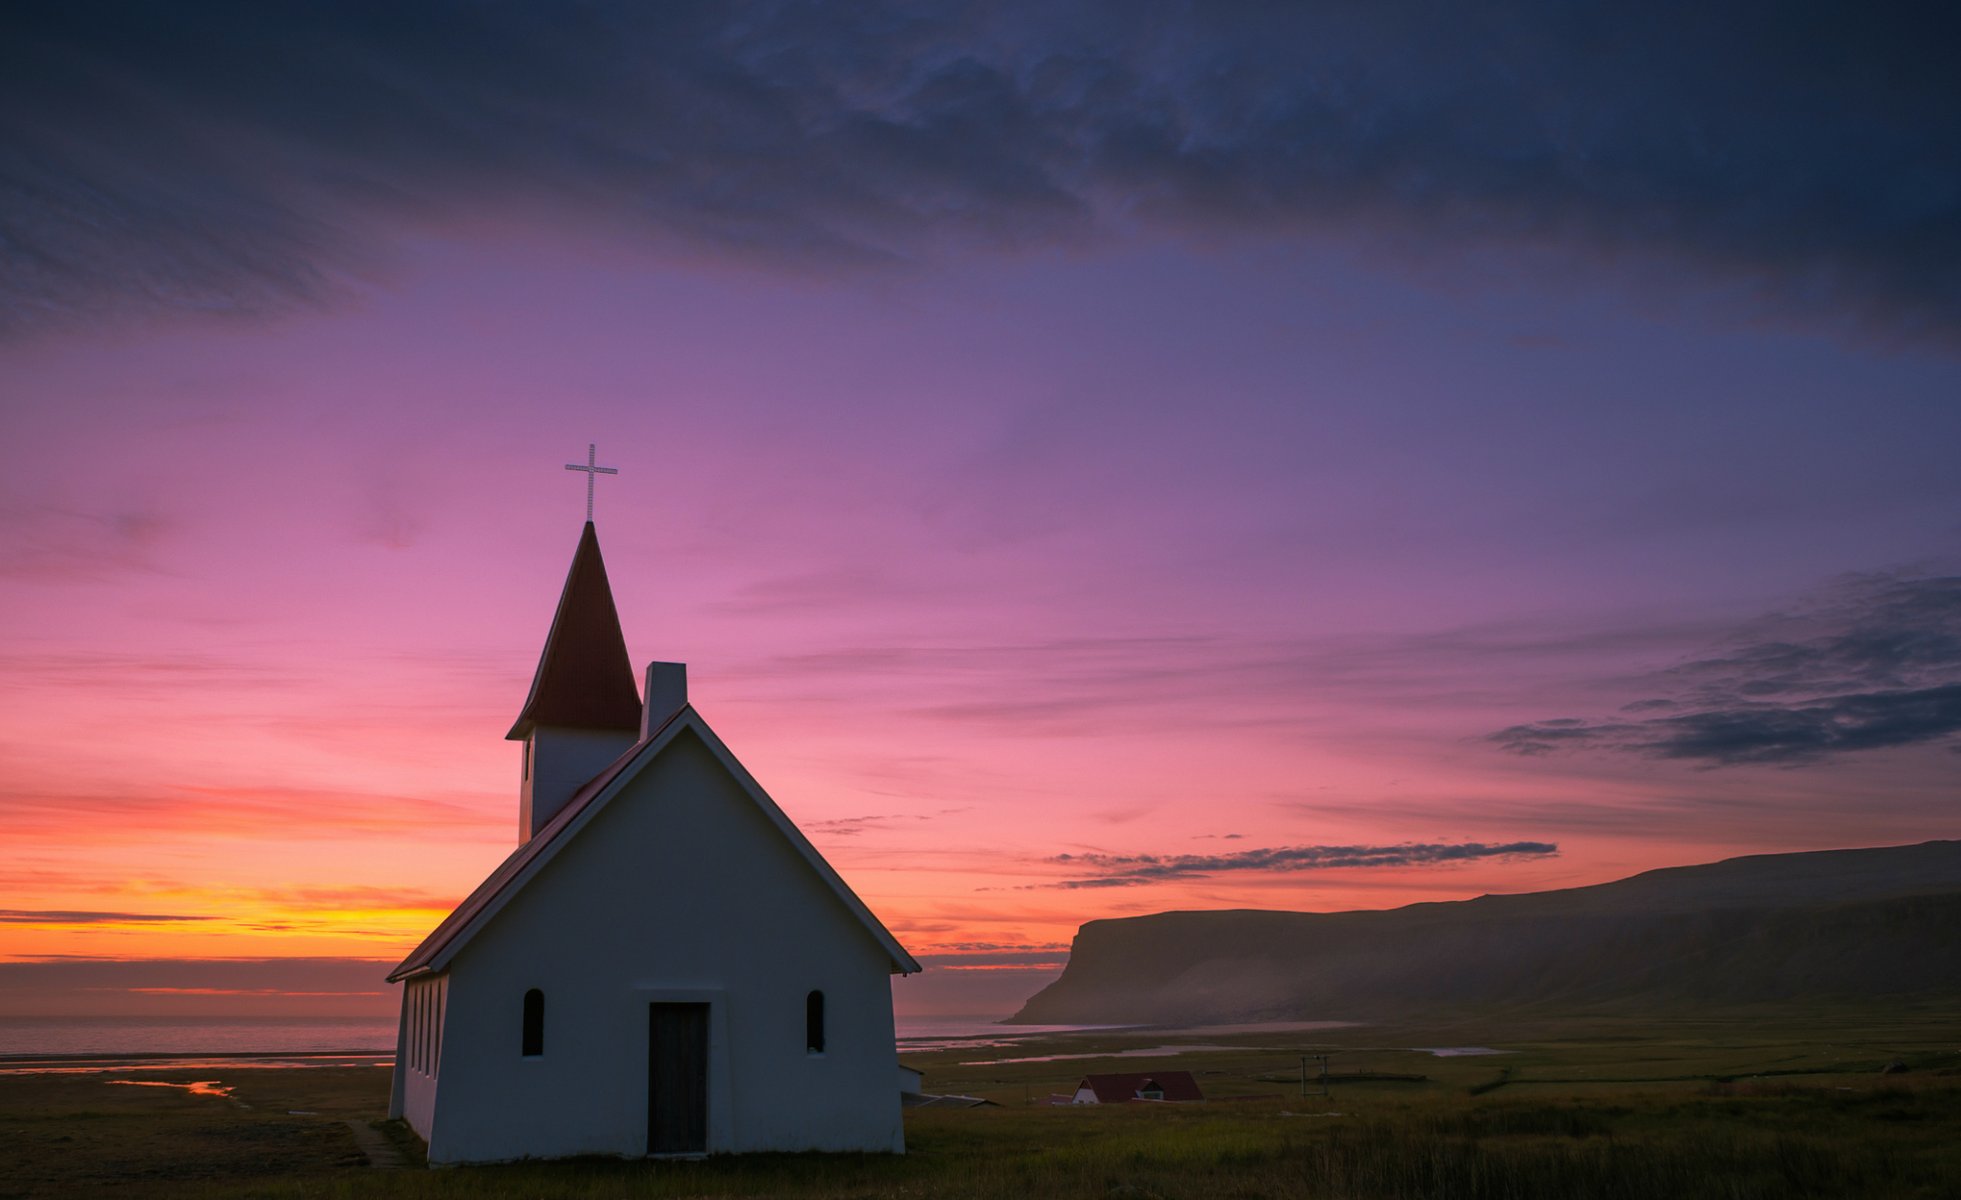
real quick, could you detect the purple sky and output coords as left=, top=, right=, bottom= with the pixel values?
left=2, top=1, right=1958, bottom=1019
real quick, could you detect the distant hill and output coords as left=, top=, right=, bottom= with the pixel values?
left=1007, top=841, right=1961, bottom=1025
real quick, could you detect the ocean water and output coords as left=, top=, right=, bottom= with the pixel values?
left=0, top=1016, right=401, bottom=1059
left=0, top=1013, right=1068, bottom=1061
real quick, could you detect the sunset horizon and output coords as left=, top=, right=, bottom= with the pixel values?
left=5, top=1, right=1959, bottom=1034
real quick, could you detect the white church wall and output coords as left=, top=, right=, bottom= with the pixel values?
left=387, top=989, right=409, bottom=1121
left=399, top=974, right=447, bottom=1139
left=520, top=725, right=636, bottom=841
left=424, top=726, right=903, bottom=1164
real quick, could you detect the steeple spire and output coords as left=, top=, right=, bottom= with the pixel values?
left=506, top=521, right=641, bottom=741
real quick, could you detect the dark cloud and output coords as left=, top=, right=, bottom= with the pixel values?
left=912, top=949, right=1069, bottom=970
left=921, top=941, right=1069, bottom=953
left=0, top=910, right=213, bottom=925
left=3, top=2, right=1956, bottom=340
left=1041, top=840, right=1558, bottom=888
left=1492, top=573, right=1961, bottom=765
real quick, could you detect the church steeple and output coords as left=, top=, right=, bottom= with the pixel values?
left=507, top=521, right=641, bottom=741
left=509, top=521, right=641, bottom=841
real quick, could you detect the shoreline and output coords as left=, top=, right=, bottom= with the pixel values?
left=0, top=1018, right=1361, bottom=1073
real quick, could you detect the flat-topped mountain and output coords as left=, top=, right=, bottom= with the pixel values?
left=1008, top=841, right=1961, bottom=1026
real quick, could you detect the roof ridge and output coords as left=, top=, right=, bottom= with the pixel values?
left=390, top=707, right=919, bottom=981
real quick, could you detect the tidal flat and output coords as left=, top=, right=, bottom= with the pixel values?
left=3, top=1007, right=1957, bottom=1199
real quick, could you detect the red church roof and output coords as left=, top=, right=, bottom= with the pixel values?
left=505, top=521, right=641, bottom=739
left=1077, top=1072, right=1205, bottom=1103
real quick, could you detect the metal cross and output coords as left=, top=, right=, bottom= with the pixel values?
left=564, top=443, right=619, bottom=521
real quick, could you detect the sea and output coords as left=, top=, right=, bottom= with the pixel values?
left=0, top=1014, right=1103, bottom=1063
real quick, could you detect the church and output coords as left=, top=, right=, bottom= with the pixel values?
left=387, top=517, right=920, bottom=1164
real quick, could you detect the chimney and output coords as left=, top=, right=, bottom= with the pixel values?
left=642, top=661, right=688, bottom=738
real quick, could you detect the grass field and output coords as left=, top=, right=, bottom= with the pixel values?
left=3, top=1009, right=1957, bottom=1199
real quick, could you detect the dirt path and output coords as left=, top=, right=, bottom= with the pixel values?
left=343, top=1120, right=411, bottom=1169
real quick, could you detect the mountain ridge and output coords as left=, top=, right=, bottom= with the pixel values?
left=1008, top=840, right=1961, bottom=1025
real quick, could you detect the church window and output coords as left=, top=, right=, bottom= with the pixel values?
left=522, top=988, right=545, bottom=1056
left=805, top=990, right=825, bottom=1054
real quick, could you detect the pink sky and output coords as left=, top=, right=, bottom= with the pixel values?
left=4, top=7, right=1960, bottom=1020
left=6, top=234, right=1957, bottom=1018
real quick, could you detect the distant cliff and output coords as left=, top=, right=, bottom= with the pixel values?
left=1009, top=841, right=1961, bottom=1025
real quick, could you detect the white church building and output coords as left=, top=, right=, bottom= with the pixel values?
left=388, top=519, right=920, bottom=1163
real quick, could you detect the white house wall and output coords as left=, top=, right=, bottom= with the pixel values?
left=426, top=727, right=903, bottom=1164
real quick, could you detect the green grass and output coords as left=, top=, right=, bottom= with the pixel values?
left=4, top=1011, right=1958, bottom=1199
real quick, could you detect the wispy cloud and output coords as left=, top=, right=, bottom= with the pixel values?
left=4, top=3, right=1956, bottom=341
left=0, top=956, right=400, bottom=1017
left=1492, top=574, right=1961, bottom=765
left=739, top=621, right=1704, bottom=741
left=112, top=986, right=389, bottom=998
left=913, top=949, right=1071, bottom=972
left=0, top=648, right=298, bottom=694
left=923, top=960, right=1069, bottom=973
left=1040, top=840, right=1558, bottom=888
left=0, top=909, right=214, bottom=925
left=0, top=505, right=177, bottom=583
left=3, top=781, right=499, bottom=842
left=807, top=813, right=934, bottom=837
left=806, top=806, right=970, bottom=836
left=917, top=941, right=1070, bottom=954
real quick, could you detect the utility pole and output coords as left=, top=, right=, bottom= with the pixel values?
left=1301, top=1053, right=1332, bottom=1098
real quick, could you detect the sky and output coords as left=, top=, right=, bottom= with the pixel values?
left=2, top=1, right=1958, bottom=1022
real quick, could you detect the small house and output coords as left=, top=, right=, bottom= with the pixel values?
left=1072, top=1071, right=1204, bottom=1104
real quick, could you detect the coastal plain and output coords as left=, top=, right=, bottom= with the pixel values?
left=3, top=1007, right=1957, bottom=1199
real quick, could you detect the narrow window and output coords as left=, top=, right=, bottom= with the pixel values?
left=522, top=988, right=545, bottom=1057
left=805, top=989, right=825, bottom=1054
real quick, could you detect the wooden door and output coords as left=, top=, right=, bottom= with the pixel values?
left=648, top=1003, right=708, bottom=1154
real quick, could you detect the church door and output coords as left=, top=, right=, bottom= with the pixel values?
left=647, top=1003, right=708, bottom=1154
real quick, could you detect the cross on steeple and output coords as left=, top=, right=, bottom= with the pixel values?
left=564, top=443, right=618, bottom=521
